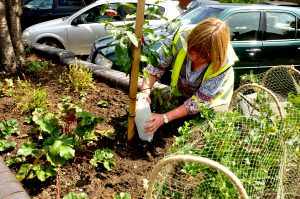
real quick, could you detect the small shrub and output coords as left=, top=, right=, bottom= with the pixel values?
left=1, top=78, right=15, bottom=97
left=26, top=60, right=49, bottom=74
left=60, top=60, right=94, bottom=93
left=11, top=79, right=48, bottom=113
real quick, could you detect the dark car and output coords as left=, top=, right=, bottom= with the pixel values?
left=185, top=0, right=220, bottom=11
left=21, top=0, right=96, bottom=30
left=256, top=1, right=299, bottom=7
left=88, top=4, right=300, bottom=84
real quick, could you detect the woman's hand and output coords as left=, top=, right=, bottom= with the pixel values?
left=137, top=92, right=151, bottom=104
left=144, top=113, right=164, bottom=134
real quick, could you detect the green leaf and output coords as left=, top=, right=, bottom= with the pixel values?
left=63, top=192, right=88, bottom=199
left=35, top=113, right=60, bottom=134
left=0, top=140, right=16, bottom=151
left=97, top=100, right=109, bottom=108
left=76, top=111, right=94, bottom=119
left=125, top=31, right=139, bottom=47
left=90, top=149, right=116, bottom=170
left=115, top=43, right=126, bottom=60
left=50, top=140, right=75, bottom=159
left=140, top=55, right=148, bottom=62
left=46, top=136, right=75, bottom=166
left=35, top=165, right=56, bottom=181
left=113, top=192, right=131, bottom=199
left=0, top=119, right=19, bottom=139
left=46, top=152, right=68, bottom=166
left=59, top=145, right=75, bottom=159
left=16, top=163, right=33, bottom=181
left=17, top=142, right=38, bottom=158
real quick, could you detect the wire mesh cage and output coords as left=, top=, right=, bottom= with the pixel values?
left=148, top=112, right=286, bottom=198
left=261, top=66, right=300, bottom=101
left=146, top=66, right=300, bottom=199
left=145, top=155, right=248, bottom=199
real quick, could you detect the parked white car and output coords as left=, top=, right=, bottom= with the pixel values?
left=22, top=0, right=182, bottom=55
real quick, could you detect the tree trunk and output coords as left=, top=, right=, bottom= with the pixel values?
left=0, top=0, right=17, bottom=72
left=6, top=0, right=25, bottom=66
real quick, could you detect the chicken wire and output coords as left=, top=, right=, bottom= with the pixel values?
left=239, top=66, right=300, bottom=102
left=234, top=66, right=300, bottom=198
left=146, top=66, right=300, bottom=199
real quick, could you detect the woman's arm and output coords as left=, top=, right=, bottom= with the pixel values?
left=144, top=105, right=189, bottom=134
left=141, top=74, right=157, bottom=95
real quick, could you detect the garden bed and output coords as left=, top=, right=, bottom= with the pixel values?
left=0, top=54, right=178, bottom=198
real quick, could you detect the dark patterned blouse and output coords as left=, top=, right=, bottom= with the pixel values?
left=145, top=57, right=230, bottom=114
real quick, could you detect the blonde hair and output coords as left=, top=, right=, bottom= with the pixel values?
left=187, top=18, right=230, bottom=72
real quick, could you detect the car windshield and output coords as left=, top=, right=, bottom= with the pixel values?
left=179, top=6, right=223, bottom=25
left=24, top=0, right=53, bottom=9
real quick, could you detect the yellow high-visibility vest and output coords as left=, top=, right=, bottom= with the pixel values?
left=170, top=32, right=238, bottom=108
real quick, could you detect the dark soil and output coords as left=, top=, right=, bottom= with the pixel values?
left=0, top=54, right=179, bottom=199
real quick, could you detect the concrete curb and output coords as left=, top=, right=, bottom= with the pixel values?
left=30, top=43, right=168, bottom=91
left=0, top=157, right=30, bottom=199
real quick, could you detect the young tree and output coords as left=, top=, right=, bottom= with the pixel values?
left=0, top=0, right=25, bottom=72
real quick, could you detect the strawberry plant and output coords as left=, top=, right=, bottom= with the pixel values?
left=0, top=119, right=19, bottom=139
left=6, top=96, right=108, bottom=184
left=0, top=140, right=16, bottom=152
left=63, top=192, right=87, bottom=199
left=90, top=149, right=116, bottom=171
left=113, top=192, right=131, bottom=199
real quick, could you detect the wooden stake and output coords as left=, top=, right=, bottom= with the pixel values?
left=127, top=0, right=145, bottom=143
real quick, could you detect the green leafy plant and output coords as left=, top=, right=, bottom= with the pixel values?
left=26, top=60, right=49, bottom=74
left=0, top=78, right=15, bottom=97
left=3, top=78, right=48, bottom=113
left=15, top=87, right=48, bottom=113
left=113, top=192, right=131, bottom=199
left=167, top=90, right=285, bottom=198
left=0, top=140, right=16, bottom=152
left=60, top=60, right=94, bottom=93
left=97, top=100, right=109, bottom=108
left=63, top=192, right=88, bottom=199
left=90, top=148, right=116, bottom=170
left=239, top=70, right=261, bottom=85
left=102, top=1, right=181, bottom=74
left=8, top=96, right=104, bottom=183
left=0, top=119, right=19, bottom=139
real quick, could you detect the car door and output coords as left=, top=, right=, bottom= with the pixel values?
left=223, top=11, right=263, bottom=80
left=261, top=11, right=300, bottom=69
left=67, top=3, right=128, bottom=55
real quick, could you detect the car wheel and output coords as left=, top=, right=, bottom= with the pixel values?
left=37, top=38, right=64, bottom=49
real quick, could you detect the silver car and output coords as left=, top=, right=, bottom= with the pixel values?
left=22, top=0, right=182, bottom=55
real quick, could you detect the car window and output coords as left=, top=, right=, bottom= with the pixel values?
left=225, top=12, right=260, bottom=41
left=179, top=7, right=223, bottom=25
left=58, top=0, right=82, bottom=7
left=77, top=3, right=166, bottom=24
left=265, top=12, right=296, bottom=40
left=24, top=0, right=53, bottom=9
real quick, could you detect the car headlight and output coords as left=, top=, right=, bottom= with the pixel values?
left=94, top=53, right=113, bottom=69
left=22, top=28, right=34, bottom=44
